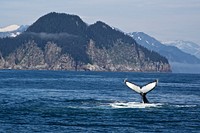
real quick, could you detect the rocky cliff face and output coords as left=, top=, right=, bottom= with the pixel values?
left=86, top=40, right=170, bottom=72
left=0, top=40, right=171, bottom=72
left=0, top=41, right=75, bottom=70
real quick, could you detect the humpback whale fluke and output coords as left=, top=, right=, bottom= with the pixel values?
left=124, top=79, right=158, bottom=103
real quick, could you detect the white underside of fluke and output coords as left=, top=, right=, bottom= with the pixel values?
left=125, top=79, right=158, bottom=94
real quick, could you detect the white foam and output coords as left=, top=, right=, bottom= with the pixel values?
left=110, top=102, right=163, bottom=109
left=173, top=104, right=197, bottom=108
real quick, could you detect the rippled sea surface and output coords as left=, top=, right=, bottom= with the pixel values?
left=0, top=70, right=199, bottom=132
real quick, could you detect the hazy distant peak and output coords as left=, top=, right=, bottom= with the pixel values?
left=0, top=24, right=20, bottom=32
left=162, top=40, right=200, bottom=59
left=0, top=25, right=29, bottom=38
left=163, top=40, right=200, bottom=47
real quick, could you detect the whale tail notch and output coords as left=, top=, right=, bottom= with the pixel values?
left=124, top=79, right=158, bottom=103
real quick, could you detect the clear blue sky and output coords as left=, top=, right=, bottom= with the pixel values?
left=1, top=0, right=200, bottom=44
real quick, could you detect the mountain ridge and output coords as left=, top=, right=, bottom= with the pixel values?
left=129, top=32, right=200, bottom=73
left=0, top=12, right=171, bottom=72
left=129, top=32, right=200, bottom=64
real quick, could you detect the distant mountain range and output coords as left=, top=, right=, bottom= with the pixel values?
left=0, top=12, right=170, bottom=72
left=0, top=25, right=29, bottom=38
left=163, top=40, right=200, bottom=60
left=129, top=32, right=200, bottom=73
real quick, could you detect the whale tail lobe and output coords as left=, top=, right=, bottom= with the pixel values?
left=124, top=79, right=158, bottom=103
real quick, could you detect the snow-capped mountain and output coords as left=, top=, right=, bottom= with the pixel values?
left=0, top=24, right=20, bottom=32
left=0, top=25, right=29, bottom=38
left=129, top=32, right=200, bottom=73
left=163, top=40, right=200, bottom=60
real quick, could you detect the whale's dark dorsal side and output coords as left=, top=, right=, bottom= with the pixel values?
left=124, top=79, right=158, bottom=103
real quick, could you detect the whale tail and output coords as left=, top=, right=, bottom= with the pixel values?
left=124, top=79, right=158, bottom=103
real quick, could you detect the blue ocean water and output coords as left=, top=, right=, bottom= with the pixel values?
left=0, top=70, right=199, bottom=133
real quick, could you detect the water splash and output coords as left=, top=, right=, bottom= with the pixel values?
left=110, top=102, right=163, bottom=108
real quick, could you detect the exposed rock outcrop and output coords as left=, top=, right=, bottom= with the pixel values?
left=0, top=40, right=171, bottom=72
left=0, top=41, right=75, bottom=70
left=86, top=40, right=170, bottom=72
